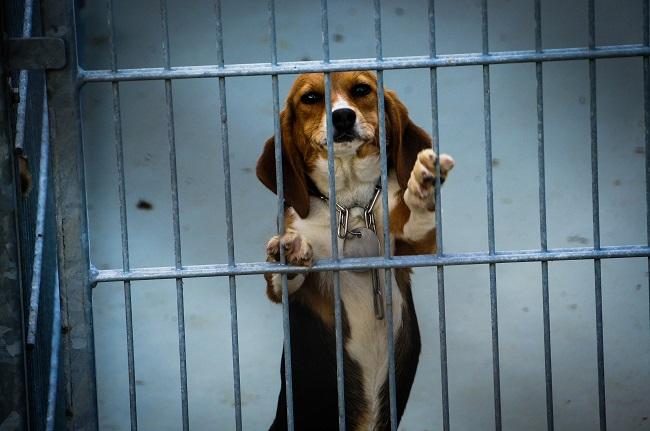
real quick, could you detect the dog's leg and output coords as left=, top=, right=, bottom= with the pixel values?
left=265, top=230, right=314, bottom=303
left=391, top=149, right=454, bottom=252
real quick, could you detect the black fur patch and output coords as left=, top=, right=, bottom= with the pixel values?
left=269, top=271, right=421, bottom=430
left=376, top=273, right=421, bottom=429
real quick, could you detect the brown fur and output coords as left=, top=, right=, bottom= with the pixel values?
left=391, top=191, right=437, bottom=255
left=256, top=72, right=432, bottom=220
left=18, top=153, right=32, bottom=196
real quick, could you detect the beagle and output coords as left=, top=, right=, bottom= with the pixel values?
left=256, top=71, right=454, bottom=431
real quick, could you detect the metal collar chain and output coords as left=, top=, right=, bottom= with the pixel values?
left=317, top=183, right=385, bottom=320
left=318, top=184, right=382, bottom=239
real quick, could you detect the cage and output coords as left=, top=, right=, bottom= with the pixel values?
left=1, top=0, right=649, bottom=430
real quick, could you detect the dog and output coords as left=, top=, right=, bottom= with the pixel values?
left=256, top=71, right=454, bottom=431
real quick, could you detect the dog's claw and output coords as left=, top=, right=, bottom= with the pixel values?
left=266, top=232, right=313, bottom=267
left=405, top=149, right=454, bottom=212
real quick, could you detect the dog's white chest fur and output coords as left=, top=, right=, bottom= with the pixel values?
left=294, top=152, right=405, bottom=429
left=340, top=269, right=403, bottom=430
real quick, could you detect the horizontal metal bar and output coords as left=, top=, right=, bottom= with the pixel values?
left=91, top=245, right=650, bottom=283
left=79, top=45, right=650, bottom=83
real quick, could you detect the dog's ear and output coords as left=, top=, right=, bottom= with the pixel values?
left=256, top=108, right=311, bottom=219
left=385, top=89, right=433, bottom=190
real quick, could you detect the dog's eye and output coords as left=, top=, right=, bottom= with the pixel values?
left=351, top=84, right=371, bottom=97
left=301, top=91, right=322, bottom=104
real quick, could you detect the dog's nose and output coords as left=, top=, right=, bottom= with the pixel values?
left=332, top=108, right=356, bottom=131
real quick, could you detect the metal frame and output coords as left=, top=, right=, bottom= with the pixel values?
left=42, top=1, right=98, bottom=430
left=37, top=0, right=650, bottom=430
left=1, top=0, right=65, bottom=429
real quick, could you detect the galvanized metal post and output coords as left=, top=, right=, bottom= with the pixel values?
left=41, top=0, right=99, bottom=429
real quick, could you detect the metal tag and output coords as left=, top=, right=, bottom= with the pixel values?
left=342, top=227, right=384, bottom=320
left=342, top=227, right=381, bottom=260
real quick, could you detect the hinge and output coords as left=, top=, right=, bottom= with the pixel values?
left=6, top=37, right=66, bottom=70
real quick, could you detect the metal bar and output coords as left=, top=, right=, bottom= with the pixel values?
left=45, top=266, right=61, bottom=431
left=588, top=1, right=607, bottom=429
left=644, top=0, right=650, bottom=345
left=106, top=0, right=138, bottom=427
left=42, top=0, right=99, bottom=426
left=11, top=0, right=37, bottom=166
left=26, top=90, right=51, bottom=346
left=268, top=1, right=294, bottom=429
left=427, top=1, right=450, bottom=429
left=373, top=1, right=398, bottom=429
left=534, top=1, right=554, bottom=429
left=14, top=71, right=29, bottom=152
left=213, top=1, right=243, bottom=429
left=324, top=65, right=348, bottom=431
left=13, top=0, right=34, bottom=153
left=481, top=1, right=502, bottom=429
left=21, top=0, right=34, bottom=36
left=320, top=0, right=347, bottom=428
left=79, top=45, right=650, bottom=83
left=168, top=65, right=190, bottom=431
left=158, top=1, right=190, bottom=428
left=91, top=245, right=650, bottom=283
left=217, top=83, right=242, bottom=430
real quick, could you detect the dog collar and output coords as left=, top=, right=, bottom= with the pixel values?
left=316, top=183, right=382, bottom=239
left=315, top=183, right=385, bottom=320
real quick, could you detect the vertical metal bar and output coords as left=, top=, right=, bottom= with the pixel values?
left=214, top=1, right=243, bottom=428
left=268, top=1, right=294, bottom=429
left=106, top=0, right=138, bottom=428
left=45, top=266, right=61, bottom=431
left=14, top=74, right=29, bottom=153
left=14, top=0, right=34, bottom=153
left=534, top=1, right=555, bottom=429
left=427, top=1, right=450, bottom=430
left=20, top=0, right=34, bottom=36
left=12, top=0, right=36, bottom=417
left=11, top=20, right=38, bottom=396
left=373, top=1, right=398, bottom=429
left=320, top=0, right=330, bottom=63
left=588, top=2, right=607, bottom=429
left=42, top=0, right=99, bottom=426
left=26, top=89, right=51, bottom=346
left=159, top=1, right=190, bottom=428
left=481, top=1, right=502, bottom=429
left=320, top=1, right=347, bottom=429
left=642, top=0, right=650, bottom=351
left=218, top=80, right=244, bottom=431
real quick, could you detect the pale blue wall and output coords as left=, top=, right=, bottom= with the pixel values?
left=79, top=0, right=649, bottom=429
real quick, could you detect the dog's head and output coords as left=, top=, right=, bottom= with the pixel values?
left=256, top=71, right=432, bottom=218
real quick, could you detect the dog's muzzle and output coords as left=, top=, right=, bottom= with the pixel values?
left=332, top=108, right=358, bottom=142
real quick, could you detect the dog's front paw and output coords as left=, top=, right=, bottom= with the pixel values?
left=404, top=149, right=454, bottom=212
left=266, top=231, right=313, bottom=267
left=265, top=232, right=313, bottom=302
